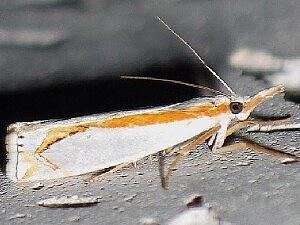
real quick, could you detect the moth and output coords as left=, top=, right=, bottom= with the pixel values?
left=5, top=17, right=299, bottom=184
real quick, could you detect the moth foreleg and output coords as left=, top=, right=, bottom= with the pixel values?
left=226, top=116, right=291, bottom=137
left=247, top=123, right=300, bottom=132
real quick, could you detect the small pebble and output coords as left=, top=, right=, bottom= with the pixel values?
left=236, top=162, right=251, bottom=166
left=186, top=194, right=203, bottom=208
left=248, top=179, right=258, bottom=183
left=68, top=215, right=80, bottom=222
left=46, top=182, right=63, bottom=189
left=119, top=173, right=128, bottom=178
left=220, top=157, right=228, bottom=161
left=140, top=218, right=159, bottom=225
left=281, top=158, right=297, bottom=164
left=212, top=155, right=221, bottom=160
left=37, top=195, right=99, bottom=208
left=8, top=213, right=26, bottom=220
left=124, top=194, right=137, bottom=202
left=31, top=182, right=44, bottom=190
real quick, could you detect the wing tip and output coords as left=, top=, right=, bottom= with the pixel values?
left=5, top=130, right=19, bottom=182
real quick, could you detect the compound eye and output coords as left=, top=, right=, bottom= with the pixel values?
left=230, top=102, right=243, bottom=114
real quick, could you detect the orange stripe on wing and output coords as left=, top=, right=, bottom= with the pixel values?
left=88, top=103, right=229, bottom=128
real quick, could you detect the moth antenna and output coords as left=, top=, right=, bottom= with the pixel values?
left=156, top=16, right=236, bottom=96
left=121, top=75, right=229, bottom=97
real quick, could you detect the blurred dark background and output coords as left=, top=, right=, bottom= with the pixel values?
left=0, top=0, right=299, bottom=166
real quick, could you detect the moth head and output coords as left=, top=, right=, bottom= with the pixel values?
left=229, top=85, right=285, bottom=120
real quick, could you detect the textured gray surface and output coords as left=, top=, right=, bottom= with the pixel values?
left=0, top=74, right=299, bottom=225
left=0, top=1, right=300, bottom=225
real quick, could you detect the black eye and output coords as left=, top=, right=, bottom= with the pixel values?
left=230, top=102, right=243, bottom=114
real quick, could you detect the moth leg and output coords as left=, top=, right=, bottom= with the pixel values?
left=158, top=142, right=194, bottom=188
left=158, top=151, right=167, bottom=187
left=163, top=133, right=205, bottom=155
left=164, top=123, right=221, bottom=156
left=247, top=123, right=300, bottom=132
left=213, top=138, right=299, bottom=162
left=88, top=162, right=132, bottom=183
left=162, top=125, right=220, bottom=188
left=226, top=116, right=291, bottom=137
left=207, top=133, right=216, bottom=146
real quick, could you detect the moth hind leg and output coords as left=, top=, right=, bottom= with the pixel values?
left=160, top=125, right=220, bottom=188
left=88, top=162, right=133, bottom=183
left=221, top=117, right=299, bottom=161
left=213, top=138, right=300, bottom=162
